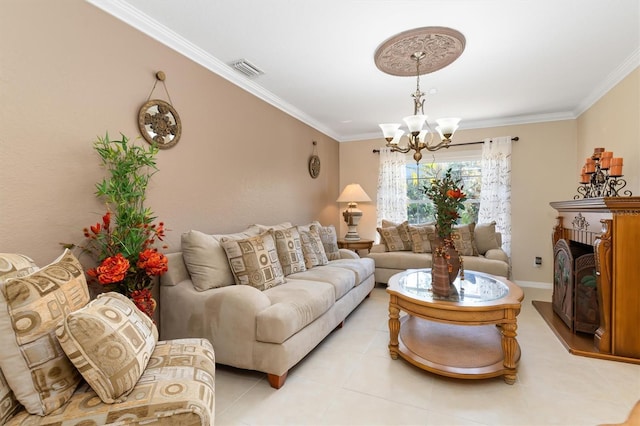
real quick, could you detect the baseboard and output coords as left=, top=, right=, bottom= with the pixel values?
left=513, top=280, right=552, bottom=289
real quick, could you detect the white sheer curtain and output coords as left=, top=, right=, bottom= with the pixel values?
left=478, top=137, right=512, bottom=257
left=376, top=148, right=407, bottom=234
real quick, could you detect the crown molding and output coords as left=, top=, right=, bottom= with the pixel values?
left=85, top=0, right=341, bottom=141
left=574, top=47, right=640, bottom=117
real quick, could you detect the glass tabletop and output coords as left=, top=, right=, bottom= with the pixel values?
left=396, top=269, right=509, bottom=303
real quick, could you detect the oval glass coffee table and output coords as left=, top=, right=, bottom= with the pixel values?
left=387, top=269, right=524, bottom=384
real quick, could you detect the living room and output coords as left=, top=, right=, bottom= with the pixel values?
left=2, top=1, right=639, bottom=425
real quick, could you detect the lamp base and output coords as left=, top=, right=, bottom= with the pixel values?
left=343, top=207, right=363, bottom=241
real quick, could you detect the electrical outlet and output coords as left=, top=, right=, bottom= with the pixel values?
left=534, top=256, right=542, bottom=267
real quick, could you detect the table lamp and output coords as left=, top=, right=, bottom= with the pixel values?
left=336, top=183, right=371, bottom=241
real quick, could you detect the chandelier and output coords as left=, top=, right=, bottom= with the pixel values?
left=375, top=27, right=466, bottom=163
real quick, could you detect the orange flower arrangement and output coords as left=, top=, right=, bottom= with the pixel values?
left=71, top=134, right=169, bottom=319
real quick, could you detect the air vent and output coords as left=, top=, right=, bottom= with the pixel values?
left=230, top=59, right=264, bottom=78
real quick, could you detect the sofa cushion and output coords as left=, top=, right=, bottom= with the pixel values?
left=0, top=253, right=39, bottom=284
left=474, top=221, right=501, bottom=255
left=408, top=224, right=436, bottom=253
left=181, top=228, right=260, bottom=291
left=316, top=224, right=340, bottom=261
left=367, top=250, right=432, bottom=271
left=0, top=249, right=89, bottom=416
left=377, top=220, right=412, bottom=251
left=298, top=225, right=329, bottom=268
left=451, top=223, right=477, bottom=256
left=56, top=292, right=158, bottom=404
left=327, top=257, right=375, bottom=285
left=221, top=230, right=285, bottom=291
left=0, top=368, right=20, bottom=425
left=273, top=227, right=306, bottom=276
left=256, top=280, right=335, bottom=344
left=288, top=265, right=356, bottom=301
left=6, top=338, right=216, bottom=426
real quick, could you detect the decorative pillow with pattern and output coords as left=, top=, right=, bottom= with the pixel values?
left=0, top=368, right=20, bottom=425
left=221, top=231, right=285, bottom=290
left=0, top=253, right=39, bottom=284
left=316, top=224, right=340, bottom=260
left=377, top=220, right=412, bottom=251
left=409, top=224, right=436, bottom=253
left=56, top=292, right=158, bottom=404
left=0, top=249, right=89, bottom=416
left=451, top=223, right=477, bottom=256
left=298, top=225, right=329, bottom=268
left=273, top=227, right=306, bottom=276
left=473, top=221, right=500, bottom=255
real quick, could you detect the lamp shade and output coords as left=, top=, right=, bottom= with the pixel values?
left=336, top=184, right=371, bottom=203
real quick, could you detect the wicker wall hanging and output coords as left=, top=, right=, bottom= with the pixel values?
left=138, top=71, right=182, bottom=149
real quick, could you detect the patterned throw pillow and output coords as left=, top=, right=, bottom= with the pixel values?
left=0, top=253, right=39, bottom=284
left=221, top=231, right=285, bottom=290
left=451, top=223, right=477, bottom=256
left=273, top=227, right=306, bottom=276
left=409, top=224, right=436, bottom=253
left=0, top=368, right=20, bottom=425
left=298, top=225, right=329, bottom=268
left=377, top=220, right=412, bottom=251
left=316, top=224, right=340, bottom=261
left=56, top=292, right=158, bottom=404
left=0, top=249, right=89, bottom=416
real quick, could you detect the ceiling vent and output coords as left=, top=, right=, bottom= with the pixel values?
left=230, top=59, right=264, bottom=78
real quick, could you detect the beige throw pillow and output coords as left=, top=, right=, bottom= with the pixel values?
left=377, top=220, right=412, bottom=251
left=56, top=292, right=158, bottom=404
left=316, top=224, right=340, bottom=261
left=273, top=227, right=306, bottom=276
left=221, top=231, right=285, bottom=290
left=0, top=368, right=20, bottom=425
left=474, top=221, right=501, bottom=255
left=409, top=224, right=436, bottom=253
left=298, top=225, right=329, bottom=268
left=0, top=253, right=39, bottom=284
left=0, top=249, right=89, bottom=416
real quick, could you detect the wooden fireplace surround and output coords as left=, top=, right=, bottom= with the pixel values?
left=543, top=197, right=640, bottom=364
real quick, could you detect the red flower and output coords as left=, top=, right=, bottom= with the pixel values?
left=131, top=288, right=156, bottom=320
left=102, top=211, right=111, bottom=229
left=446, top=189, right=465, bottom=199
left=91, top=253, right=130, bottom=284
left=90, top=223, right=101, bottom=235
left=137, top=248, right=168, bottom=276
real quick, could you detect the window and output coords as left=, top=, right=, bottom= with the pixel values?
left=406, top=153, right=482, bottom=225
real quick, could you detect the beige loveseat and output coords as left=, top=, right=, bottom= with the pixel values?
left=367, top=221, right=510, bottom=284
left=159, top=222, right=375, bottom=389
left=0, top=251, right=215, bottom=426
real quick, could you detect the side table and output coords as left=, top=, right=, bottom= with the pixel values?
left=337, top=239, right=374, bottom=256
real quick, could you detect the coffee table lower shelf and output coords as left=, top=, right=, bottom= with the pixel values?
left=394, top=316, right=521, bottom=383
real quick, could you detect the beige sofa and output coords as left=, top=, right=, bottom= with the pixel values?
left=367, top=221, right=510, bottom=284
left=0, top=251, right=215, bottom=426
left=159, top=222, right=375, bottom=389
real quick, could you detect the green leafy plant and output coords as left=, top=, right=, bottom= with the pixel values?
left=423, top=168, right=467, bottom=239
left=74, top=133, right=168, bottom=317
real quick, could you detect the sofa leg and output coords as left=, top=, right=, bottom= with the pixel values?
left=336, top=320, right=344, bottom=329
left=267, top=372, right=288, bottom=389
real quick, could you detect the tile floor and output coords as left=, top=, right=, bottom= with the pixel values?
left=214, top=285, right=639, bottom=425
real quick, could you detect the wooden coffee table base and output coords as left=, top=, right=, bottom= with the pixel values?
left=391, top=316, right=521, bottom=384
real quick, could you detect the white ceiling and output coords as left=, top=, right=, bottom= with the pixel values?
left=88, top=0, right=640, bottom=142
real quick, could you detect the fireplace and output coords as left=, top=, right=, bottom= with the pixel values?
left=552, top=238, right=599, bottom=334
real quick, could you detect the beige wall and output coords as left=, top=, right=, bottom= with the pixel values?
left=0, top=1, right=340, bottom=266
left=577, top=68, right=640, bottom=192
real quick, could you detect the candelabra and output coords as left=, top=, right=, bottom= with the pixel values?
left=575, top=148, right=632, bottom=199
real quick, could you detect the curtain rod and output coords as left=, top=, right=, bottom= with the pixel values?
left=372, top=136, right=519, bottom=154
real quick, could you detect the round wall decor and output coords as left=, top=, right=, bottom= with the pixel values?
left=138, top=99, right=182, bottom=149
left=309, top=155, right=321, bottom=179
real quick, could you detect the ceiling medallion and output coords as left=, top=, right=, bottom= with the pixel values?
left=374, top=26, right=466, bottom=77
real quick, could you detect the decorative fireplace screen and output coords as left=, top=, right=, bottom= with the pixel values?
left=553, top=239, right=599, bottom=334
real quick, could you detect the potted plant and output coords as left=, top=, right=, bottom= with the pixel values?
left=75, top=133, right=168, bottom=318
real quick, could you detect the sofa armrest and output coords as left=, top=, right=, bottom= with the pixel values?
left=370, top=244, right=387, bottom=253
left=161, top=252, right=189, bottom=287
left=484, top=248, right=509, bottom=263
left=338, top=248, right=359, bottom=259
